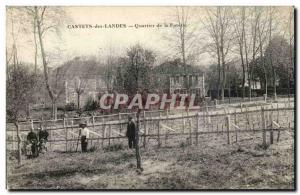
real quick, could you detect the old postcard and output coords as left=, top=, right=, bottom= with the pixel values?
left=6, top=6, right=295, bottom=190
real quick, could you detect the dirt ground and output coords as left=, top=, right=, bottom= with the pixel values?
left=6, top=127, right=294, bottom=190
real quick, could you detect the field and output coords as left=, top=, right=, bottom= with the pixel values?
left=7, top=125, right=294, bottom=190
left=6, top=99, right=295, bottom=190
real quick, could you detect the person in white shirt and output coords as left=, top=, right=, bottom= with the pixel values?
left=79, top=123, right=90, bottom=152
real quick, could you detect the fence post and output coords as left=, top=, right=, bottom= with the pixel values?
left=91, top=116, right=95, bottom=147
left=261, top=107, right=267, bottom=147
left=246, top=105, right=250, bottom=130
left=182, top=110, right=185, bottom=133
left=226, top=115, right=231, bottom=144
left=71, top=120, right=74, bottom=151
left=203, top=107, right=206, bottom=131
left=102, top=118, right=105, bottom=149
left=196, top=112, right=199, bottom=145
left=143, top=110, right=147, bottom=148
left=108, top=124, right=111, bottom=146
left=276, top=102, right=279, bottom=123
left=234, top=109, right=238, bottom=142
left=205, top=102, right=211, bottom=124
left=118, top=113, right=122, bottom=134
left=12, top=126, right=15, bottom=150
left=158, top=112, right=161, bottom=147
left=50, top=120, right=53, bottom=150
left=64, top=118, right=68, bottom=152
left=31, top=119, right=34, bottom=130
left=270, top=109, right=274, bottom=145
left=188, top=109, right=192, bottom=145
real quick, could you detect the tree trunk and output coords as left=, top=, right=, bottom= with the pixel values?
left=221, top=60, right=226, bottom=101
left=33, top=16, right=38, bottom=75
left=228, top=78, right=231, bottom=103
left=77, top=93, right=80, bottom=110
left=249, top=9, right=259, bottom=101
left=14, top=122, right=22, bottom=165
left=217, top=52, right=221, bottom=100
left=52, top=100, right=57, bottom=120
left=239, top=43, right=246, bottom=99
left=288, top=10, right=293, bottom=97
left=242, top=8, right=250, bottom=100
left=268, top=9, right=276, bottom=100
left=258, top=20, right=267, bottom=99
left=219, top=8, right=226, bottom=101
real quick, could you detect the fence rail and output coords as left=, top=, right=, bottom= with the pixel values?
left=6, top=99, right=294, bottom=151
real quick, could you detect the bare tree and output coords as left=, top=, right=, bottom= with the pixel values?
left=6, top=7, right=26, bottom=165
left=232, top=7, right=247, bottom=99
left=164, top=7, right=201, bottom=90
left=25, top=6, right=66, bottom=119
left=6, top=10, right=36, bottom=164
left=256, top=8, right=270, bottom=99
left=204, top=7, right=233, bottom=100
left=247, top=8, right=259, bottom=100
left=103, top=45, right=117, bottom=91
left=267, top=7, right=277, bottom=100
left=74, top=77, right=87, bottom=110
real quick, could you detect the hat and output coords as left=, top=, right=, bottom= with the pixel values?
left=79, top=123, right=87, bottom=128
left=79, top=119, right=87, bottom=127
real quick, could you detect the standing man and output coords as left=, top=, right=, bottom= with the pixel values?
left=79, top=122, right=90, bottom=152
left=126, top=116, right=136, bottom=149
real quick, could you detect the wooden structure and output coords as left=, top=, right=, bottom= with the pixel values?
left=7, top=99, right=294, bottom=152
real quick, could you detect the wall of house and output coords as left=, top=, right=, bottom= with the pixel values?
left=169, top=74, right=205, bottom=97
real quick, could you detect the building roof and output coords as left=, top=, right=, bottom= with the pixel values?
left=153, top=59, right=203, bottom=75
left=52, top=57, right=105, bottom=80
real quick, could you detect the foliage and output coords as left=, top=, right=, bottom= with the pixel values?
left=6, top=64, right=37, bottom=122
left=264, top=36, right=294, bottom=88
left=249, top=36, right=294, bottom=90
left=103, top=144, right=124, bottom=152
left=121, top=44, right=156, bottom=94
left=65, top=102, right=76, bottom=111
left=84, top=97, right=99, bottom=111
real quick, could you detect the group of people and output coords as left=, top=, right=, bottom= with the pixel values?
left=25, top=116, right=137, bottom=155
left=79, top=116, right=137, bottom=152
left=26, top=127, right=49, bottom=158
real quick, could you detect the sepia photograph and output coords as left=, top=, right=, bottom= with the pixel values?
left=5, top=5, right=295, bottom=190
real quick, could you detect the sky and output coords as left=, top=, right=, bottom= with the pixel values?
left=6, top=6, right=293, bottom=69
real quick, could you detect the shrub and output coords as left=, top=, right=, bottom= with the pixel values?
left=103, top=144, right=124, bottom=152
left=84, top=97, right=99, bottom=111
left=65, top=102, right=76, bottom=111
left=57, top=106, right=65, bottom=111
left=88, top=146, right=98, bottom=152
left=179, top=141, right=186, bottom=148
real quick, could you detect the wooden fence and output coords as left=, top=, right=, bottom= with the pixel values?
left=6, top=99, right=294, bottom=151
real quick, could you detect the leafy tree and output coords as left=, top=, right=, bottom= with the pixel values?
left=264, top=36, right=294, bottom=90
left=7, top=64, right=36, bottom=165
left=122, top=44, right=155, bottom=95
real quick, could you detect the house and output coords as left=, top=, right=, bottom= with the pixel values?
left=153, top=59, right=205, bottom=97
left=48, top=57, right=109, bottom=108
left=64, top=76, right=107, bottom=106
left=169, top=74, right=205, bottom=97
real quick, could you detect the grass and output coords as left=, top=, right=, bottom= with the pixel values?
left=6, top=128, right=294, bottom=190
